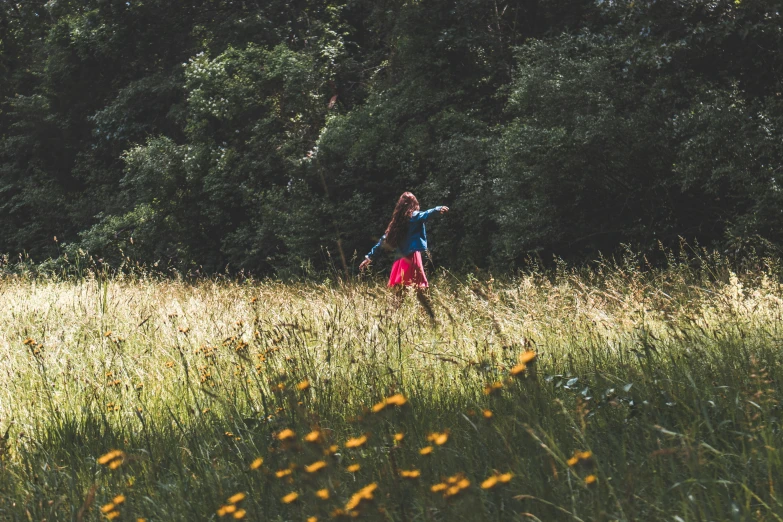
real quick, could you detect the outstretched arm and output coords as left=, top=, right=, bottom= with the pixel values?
left=360, top=234, right=386, bottom=271
left=409, top=206, right=449, bottom=223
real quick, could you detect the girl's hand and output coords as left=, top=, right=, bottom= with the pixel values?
left=359, top=258, right=371, bottom=272
left=439, top=206, right=450, bottom=214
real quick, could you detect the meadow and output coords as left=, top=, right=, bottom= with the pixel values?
left=1, top=251, right=782, bottom=521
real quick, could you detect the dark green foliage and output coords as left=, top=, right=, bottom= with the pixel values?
left=1, top=0, right=783, bottom=272
left=494, top=0, right=783, bottom=261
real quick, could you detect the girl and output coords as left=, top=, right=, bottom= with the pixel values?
left=359, top=192, right=449, bottom=290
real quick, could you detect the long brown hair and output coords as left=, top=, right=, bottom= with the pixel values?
left=384, top=192, right=420, bottom=249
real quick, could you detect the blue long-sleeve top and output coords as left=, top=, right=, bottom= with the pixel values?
left=365, top=207, right=445, bottom=260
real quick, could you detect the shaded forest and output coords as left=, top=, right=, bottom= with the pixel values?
left=1, top=0, right=782, bottom=274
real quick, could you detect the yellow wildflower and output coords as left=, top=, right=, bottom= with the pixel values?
left=345, top=435, right=367, bottom=448
left=419, top=446, right=433, bottom=455
left=250, top=457, right=263, bottom=470
left=568, top=450, right=594, bottom=467
left=386, top=393, right=407, bottom=406
left=277, top=429, right=296, bottom=441
left=483, top=381, right=503, bottom=395
left=481, top=472, right=514, bottom=489
left=305, top=461, right=327, bottom=473
left=304, top=430, right=322, bottom=443
left=481, top=476, right=498, bottom=489
left=510, top=363, right=526, bottom=376
left=519, top=350, right=537, bottom=364
left=315, top=488, right=330, bottom=500
left=281, top=492, right=299, bottom=504
left=445, top=485, right=462, bottom=497
left=97, top=450, right=125, bottom=466
left=227, top=492, right=245, bottom=504
left=427, top=431, right=449, bottom=445
left=345, top=483, right=377, bottom=511
left=346, top=464, right=360, bottom=472
left=445, top=476, right=471, bottom=497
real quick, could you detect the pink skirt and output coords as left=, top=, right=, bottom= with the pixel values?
left=388, top=251, right=429, bottom=288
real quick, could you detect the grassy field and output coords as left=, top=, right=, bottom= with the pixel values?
left=1, top=253, right=783, bottom=521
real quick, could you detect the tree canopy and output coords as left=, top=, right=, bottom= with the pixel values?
left=1, top=0, right=782, bottom=273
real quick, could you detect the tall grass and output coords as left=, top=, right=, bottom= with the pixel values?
left=1, top=251, right=782, bottom=521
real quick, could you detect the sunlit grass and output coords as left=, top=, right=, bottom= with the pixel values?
left=1, top=251, right=782, bottom=520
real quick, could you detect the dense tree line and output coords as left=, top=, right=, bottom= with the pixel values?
left=1, top=0, right=781, bottom=274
